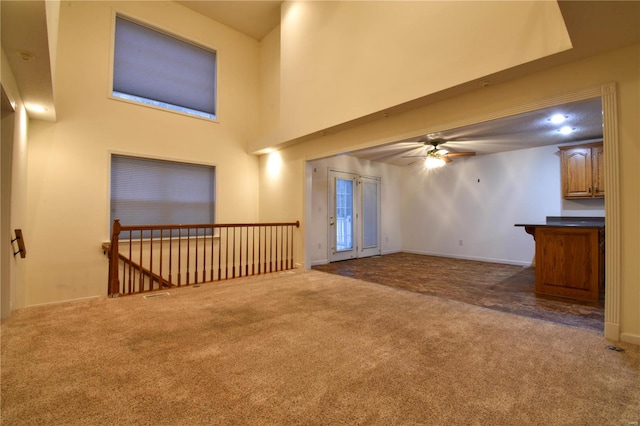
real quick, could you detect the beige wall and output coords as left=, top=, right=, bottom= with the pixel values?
left=1, top=48, right=29, bottom=315
left=260, top=43, right=640, bottom=343
left=25, top=1, right=262, bottom=305
left=253, top=0, right=570, bottom=150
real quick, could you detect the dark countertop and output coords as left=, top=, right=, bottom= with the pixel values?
left=515, top=216, right=605, bottom=229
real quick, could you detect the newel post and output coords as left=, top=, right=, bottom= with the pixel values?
left=108, top=219, right=121, bottom=297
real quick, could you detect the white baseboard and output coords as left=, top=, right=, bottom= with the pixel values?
left=381, top=249, right=402, bottom=256
left=27, top=295, right=103, bottom=308
left=310, top=250, right=401, bottom=266
left=620, top=332, right=640, bottom=346
left=402, top=249, right=532, bottom=267
left=309, top=250, right=530, bottom=268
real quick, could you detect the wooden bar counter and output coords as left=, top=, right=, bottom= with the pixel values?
left=515, top=217, right=605, bottom=302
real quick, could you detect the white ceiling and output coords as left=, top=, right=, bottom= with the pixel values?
left=1, top=0, right=55, bottom=120
left=346, top=97, right=604, bottom=166
left=176, top=1, right=282, bottom=41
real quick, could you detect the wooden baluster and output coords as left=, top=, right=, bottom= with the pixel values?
left=240, top=226, right=245, bottom=277
left=284, top=226, right=289, bottom=270
left=210, top=226, right=215, bottom=281
left=159, top=230, right=164, bottom=289
left=274, top=226, right=277, bottom=272
left=289, top=226, right=295, bottom=269
left=271, top=226, right=278, bottom=271
left=225, top=227, right=230, bottom=279
left=273, top=225, right=278, bottom=272
left=169, top=228, right=173, bottom=285
left=233, top=227, right=238, bottom=278
left=137, top=229, right=143, bottom=291
left=280, top=225, right=284, bottom=271
left=270, top=226, right=274, bottom=272
left=119, top=233, right=125, bottom=294
left=150, top=230, right=154, bottom=290
left=218, top=227, right=223, bottom=281
left=245, top=226, right=249, bottom=277
left=127, top=230, right=133, bottom=293
left=201, top=227, right=206, bottom=283
left=289, top=225, right=293, bottom=270
left=251, top=226, right=256, bottom=276
left=186, top=228, right=191, bottom=284
left=263, top=226, right=267, bottom=274
left=177, top=228, right=182, bottom=286
left=194, top=227, right=198, bottom=284
left=261, top=226, right=266, bottom=274
left=120, top=253, right=125, bottom=294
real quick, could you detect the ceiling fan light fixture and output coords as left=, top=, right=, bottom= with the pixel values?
left=425, top=156, right=446, bottom=169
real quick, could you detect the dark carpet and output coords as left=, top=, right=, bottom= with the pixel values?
left=312, top=252, right=604, bottom=332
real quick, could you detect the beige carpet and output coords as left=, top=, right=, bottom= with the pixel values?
left=2, top=270, right=639, bottom=425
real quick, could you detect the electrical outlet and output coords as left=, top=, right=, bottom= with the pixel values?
left=458, top=240, right=463, bottom=246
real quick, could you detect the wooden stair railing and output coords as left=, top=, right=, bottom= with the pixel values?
left=107, top=220, right=300, bottom=297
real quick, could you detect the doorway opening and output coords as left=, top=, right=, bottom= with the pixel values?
left=328, top=170, right=381, bottom=262
left=304, top=84, right=620, bottom=340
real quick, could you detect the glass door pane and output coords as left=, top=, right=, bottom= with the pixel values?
left=335, top=178, right=353, bottom=251
left=362, top=179, right=378, bottom=248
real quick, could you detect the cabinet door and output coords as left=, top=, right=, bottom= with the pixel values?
left=592, top=145, right=605, bottom=197
left=535, top=227, right=600, bottom=301
left=562, top=147, right=592, bottom=198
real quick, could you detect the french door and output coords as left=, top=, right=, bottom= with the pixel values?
left=328, top=170, right=381, bottom=262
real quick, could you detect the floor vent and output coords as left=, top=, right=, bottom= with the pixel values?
left=143, top=292, right=170, bottom=299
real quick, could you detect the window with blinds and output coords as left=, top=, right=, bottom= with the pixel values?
left=112, top=15, right=217, bottom=119
left=110, top=155, right=215, bottom=234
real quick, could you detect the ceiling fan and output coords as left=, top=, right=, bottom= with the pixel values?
left=403, top=139, right=476, bottom=168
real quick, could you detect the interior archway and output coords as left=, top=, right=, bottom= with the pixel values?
left=304, top=83, right=620, bottom=340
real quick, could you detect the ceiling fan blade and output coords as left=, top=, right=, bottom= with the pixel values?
left=443, top=157, right=452, bottom=163
left=446, top=151, right=476, bottom=157
left=401, top=155, right=428, bottom=158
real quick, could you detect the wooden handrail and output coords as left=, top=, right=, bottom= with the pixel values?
left=116, top=221, right=300, bottom=231
left=108, top=220, right=300, bottom=297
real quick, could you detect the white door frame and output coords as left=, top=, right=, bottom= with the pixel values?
left=328, top=169, right=381, bottom=262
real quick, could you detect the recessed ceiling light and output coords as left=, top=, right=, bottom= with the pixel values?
left=549, top=114, right=567, bottom=124
left=558, top=126, right=574, bottom=135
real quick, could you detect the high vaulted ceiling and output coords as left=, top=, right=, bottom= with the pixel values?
left=2, top=0, right=639, bottom=158
left=177, top=1, right=282, bottom=41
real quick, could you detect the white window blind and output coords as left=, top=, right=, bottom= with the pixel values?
left=110, top=155, right=215, bottom=230
left=113, top=16, right=217, bottom=118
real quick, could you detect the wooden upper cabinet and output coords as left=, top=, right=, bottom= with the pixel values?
left=559, top=142, right=604, bottom=199
left=592, top=144, right=605, bottom=197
